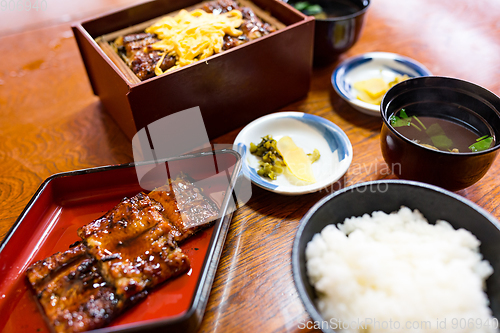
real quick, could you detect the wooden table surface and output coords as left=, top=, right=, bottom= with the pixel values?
left=1, top=0, right=500, bottom=332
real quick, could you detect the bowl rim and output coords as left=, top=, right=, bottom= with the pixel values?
left=332, top=52, right=432, bottom=116
left=380, top=75, right=500, bottom=156
left=284, top=0, right=371, bottom=21
left=318, top=0, right=370, bottom=21
left=291, top=179, right=500, bottom=333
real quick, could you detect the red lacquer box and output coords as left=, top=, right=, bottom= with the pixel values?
left=72, top=0, right=314, bottom=140
left=0, top=149, right=242, bottom=332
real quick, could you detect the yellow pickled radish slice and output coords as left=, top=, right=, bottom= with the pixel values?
left=353, top=78, right=389, bottom=99
left=277, top=136, right=316, bottom=183
left=355, top=89, right=384, bottom=105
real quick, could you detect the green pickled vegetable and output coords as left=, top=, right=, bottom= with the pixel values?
left=249, top=135, right=320, bottom=180
left=307, top=149, right=321, bottom=163
left=250, top=135, right=285, bottom=180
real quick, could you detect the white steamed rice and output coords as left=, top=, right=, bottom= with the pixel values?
left=306, top=206, right=496, bottom=332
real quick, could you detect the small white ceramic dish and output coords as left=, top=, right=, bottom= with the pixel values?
left=233, top=112, right=353, bottom=195
left=332, top=52, right=432, bottom=116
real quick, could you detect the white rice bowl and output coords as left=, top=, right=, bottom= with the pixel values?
left=305, top=206, right=496, bottom=332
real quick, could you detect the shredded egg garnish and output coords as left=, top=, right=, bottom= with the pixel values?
left=145, top=9, right=243, bottom=75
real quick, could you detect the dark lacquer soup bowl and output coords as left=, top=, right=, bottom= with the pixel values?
left=380, top=76, right=500, bottom=191
left=287, top=0, right=370, bottom=66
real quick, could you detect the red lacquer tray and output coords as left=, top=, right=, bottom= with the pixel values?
left=0, top=149, right=242, bottom=332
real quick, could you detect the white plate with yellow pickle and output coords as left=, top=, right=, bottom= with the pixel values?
left=332, top=52, right=432, bottom=116
left=233, top=112, right=353, bottom=195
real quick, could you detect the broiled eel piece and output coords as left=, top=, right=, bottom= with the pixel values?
left=77, top=192, right=190, bottom=299
left=114, top=33, right=176, bottom=80
left=26, top=175, right=218, bottom=332
left=114, top=0, right=276, bottom=81
left=149, top=176, right=219, bottom=243
left=25, top=243, right=146, bottom=333
left=202, top=0, right=276, bottom=46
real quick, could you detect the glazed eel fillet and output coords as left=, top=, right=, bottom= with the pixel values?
left=25, top=243, right=147, bottom=333
left=26, top=175, right=219, bottom=333
left=149, top=176, right=221, bottom=242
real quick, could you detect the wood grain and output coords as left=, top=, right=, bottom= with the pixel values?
left=0, top=0, right=499, bottom=332
left=0, top=23, right=134, bottom=241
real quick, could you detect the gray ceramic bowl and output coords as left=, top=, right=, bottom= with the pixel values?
left=292, top=180, right=500, bottom=333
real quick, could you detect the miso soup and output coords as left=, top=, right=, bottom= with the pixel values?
left=390, top=108, right=494, bottom=153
